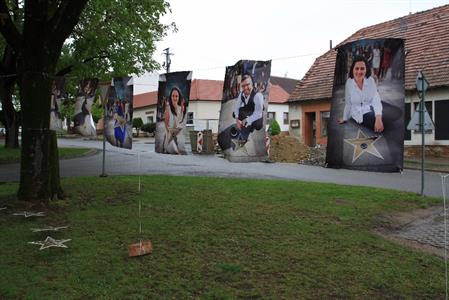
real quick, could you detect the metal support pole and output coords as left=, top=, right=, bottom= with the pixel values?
left=100, top=105, right=107, bottom=177
left=420, top=80, right=425, bottom=196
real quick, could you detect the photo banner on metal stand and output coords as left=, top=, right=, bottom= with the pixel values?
left=326, top=38, right=405, bottom=172
left=49, top=76, right=65, bottom=132
left=217, top=60, right=271, bottom=162
left=73, top=78, right=99, bottom=137
left=104, top=77, right=133, bottom=149
left=155, top=71, right=192, bottom=155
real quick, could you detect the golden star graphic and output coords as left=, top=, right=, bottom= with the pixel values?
left=344, top=129, right=384, bottom=163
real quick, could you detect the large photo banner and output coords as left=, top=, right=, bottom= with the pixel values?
left=217, top=60, right=271, bottom=162
left=49, top=76, right=65, bottom=132
left=326, top=38, right=405, bottom=172
left=155, top=71, right=192, bottom=155
left=73, top=78, right=99, bottom=137
left=105, top=76, right=133, bottom=149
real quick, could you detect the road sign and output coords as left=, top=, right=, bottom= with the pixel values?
left=407, top=102, right=434, bottom=131
left=415, top=71, right=429, bottom=98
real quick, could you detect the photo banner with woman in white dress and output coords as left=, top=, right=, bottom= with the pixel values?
left=217, top=60, right=271, bottom=162
left=326, top=38, right=405, bottom=172
left=49, top=76, right=65, bottom=132
left=104, top=76, right=133, bottom=149
left=73, top=78, right=99, bottom=137
left=155, top=71, right=192, bottom=155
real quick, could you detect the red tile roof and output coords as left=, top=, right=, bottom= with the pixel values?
left=289, top=4, right=449, bottom=102
left=133, top=91, right=157, bottom=108
left=190, top=79, right=223, bottom=101
left=269, top=84, right=290, bottom=104
left=134, top=79, right=291, bottom=107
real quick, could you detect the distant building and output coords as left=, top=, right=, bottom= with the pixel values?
left=288, top=4, right=449, bottom=146
left=133, top=77, right=299, bottom=133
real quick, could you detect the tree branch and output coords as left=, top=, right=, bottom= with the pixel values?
left=0, top=0, right=21, bottom=51
left=49, top=0, right=89, bottom=43
left=56, top=54, right=109, bottom=76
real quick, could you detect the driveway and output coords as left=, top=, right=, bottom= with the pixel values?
left=0, top=137, right=447, bottom=198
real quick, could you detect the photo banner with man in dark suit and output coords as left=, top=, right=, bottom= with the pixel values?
left=217, top=60, right=271, bottom=162
left=326, top=38, right=405, bottom=172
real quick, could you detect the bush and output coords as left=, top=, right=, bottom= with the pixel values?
left=141, top=122, right=156, bottom=134
left=133, top=117, right=144, bottom=129
left=269, top=119, right=281, bottom=136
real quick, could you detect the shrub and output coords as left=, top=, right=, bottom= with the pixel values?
left=269, top=119, right=281, bottom=136
left=141, top=122, right=156, bottom=134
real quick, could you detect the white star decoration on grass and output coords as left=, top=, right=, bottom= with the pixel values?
left=28, top=236, right=71, bottom=250
left=30, top=226, right=68, bottom=233
left=12, top=211, right=45, bottom=218
left=344, top=129, right=384, bottom=163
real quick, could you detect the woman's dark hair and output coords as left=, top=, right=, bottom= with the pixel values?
left=168, top=87, right=186, bottom=121
left=349, top=55, right=371, bottom=79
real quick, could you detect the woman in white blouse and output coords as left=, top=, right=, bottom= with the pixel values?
left=338, top=56, right=384, bottom=133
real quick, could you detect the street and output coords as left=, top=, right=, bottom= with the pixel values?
left=0, top=137, right=447, bottom=198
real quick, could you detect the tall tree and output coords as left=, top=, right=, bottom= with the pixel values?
left=0, top=0, right=172, bottom=202
left=0, top=0, right=88, bottom=200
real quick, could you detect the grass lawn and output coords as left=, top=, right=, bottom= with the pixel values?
left=0, top=176, right=444, bottom=299
left=0, top=146, right=94, bottom=164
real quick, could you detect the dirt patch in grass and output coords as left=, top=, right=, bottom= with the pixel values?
left=373, top=205, right=445, bottom=257
left=269, top=135, right=326, bottom=166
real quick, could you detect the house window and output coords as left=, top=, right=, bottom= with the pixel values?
left=283, top=112, right=289, bottom=125
left=320, top=111, right=330, bottom=137
left=267, top=112, right=276, bottom=122
left=147, top=116, right=154, bottom=124
left=413, top=101, right=433, bottom=133
left=435, top=100, right=449, bottom=140
left=187, top=112, right=194, bottom=125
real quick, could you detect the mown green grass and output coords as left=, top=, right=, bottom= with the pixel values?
left=0, top=146, right=94, bottom=164
left=0, top=176, right=444, bottom=299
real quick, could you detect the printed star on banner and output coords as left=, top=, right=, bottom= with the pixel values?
left=344, top=129, right=384, bottom=163
left=13, top=211, right=45, bottom=218
left=31, top=226, right=68, bottom=233
left=28, top=236, right=71, bottom=250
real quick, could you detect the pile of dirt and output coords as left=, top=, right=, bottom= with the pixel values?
left=269, top=135, right=326, bottom=166
left=269, top=135, right=309, bottom=162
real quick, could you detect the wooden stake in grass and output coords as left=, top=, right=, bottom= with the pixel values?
left=128, top=152, right=152, bottom=257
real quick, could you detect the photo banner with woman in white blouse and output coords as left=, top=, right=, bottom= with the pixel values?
left=155, top=71, right=192, bottom=154
left=217, top=60, right=271, bottom=162
left=326, top=38, right=405, bottom=172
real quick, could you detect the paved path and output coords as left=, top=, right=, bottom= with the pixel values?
left=1, top=137, right=448, bottom=198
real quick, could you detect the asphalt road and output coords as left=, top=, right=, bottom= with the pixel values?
left=0, top=137, right=447, bottom=198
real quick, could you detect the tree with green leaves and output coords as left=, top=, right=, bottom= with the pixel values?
left=0, top=0, right=171, bottom=202
left=132, top=117, right=143, bottom=137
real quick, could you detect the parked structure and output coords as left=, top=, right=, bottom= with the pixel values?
left=288, top=4, right=449, bottom=146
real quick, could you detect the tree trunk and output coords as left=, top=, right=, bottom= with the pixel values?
left=17, top=58, right=61, bottom=202
left=0, top=79, right=19, bottom=148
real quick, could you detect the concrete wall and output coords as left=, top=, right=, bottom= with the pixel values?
left=288, top=102, right=303, bottom=141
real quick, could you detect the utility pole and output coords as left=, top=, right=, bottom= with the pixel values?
left=162, top=48, right=173, bottom=73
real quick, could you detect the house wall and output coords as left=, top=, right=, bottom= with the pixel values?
left=187, top=101, right=221, bottom=132
left=288, top=100, right=331, bottom=146
left=266, top=103, right=289, bottom=132
left=133, top=105, right=157, bottom=124
left=405, top=87, right=449, bottom=146
left=288, top=103, right=302, bottom=140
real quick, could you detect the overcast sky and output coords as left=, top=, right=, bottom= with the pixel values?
left=135, top=0, right=449, bottom=93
